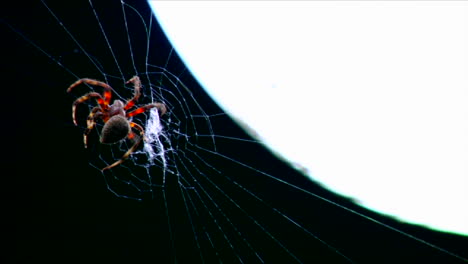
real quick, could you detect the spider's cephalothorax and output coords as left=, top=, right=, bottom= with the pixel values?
left=67, top=76, right=167, bottom=171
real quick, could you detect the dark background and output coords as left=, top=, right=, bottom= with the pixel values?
left=5, top=1, right=467, bottom=263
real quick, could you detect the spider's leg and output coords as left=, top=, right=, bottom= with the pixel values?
left=124, top=76, right=141, bottom=110
left=71, top=92, right=105, bottom=126
left=83, top=107, right=102, bottom=148
left=126, top=103, right=167, bottom=118
left=67, top=78, right=113, bottom=107
left=101, top=122, right=144, bottom=171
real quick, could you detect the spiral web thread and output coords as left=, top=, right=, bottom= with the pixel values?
left=6, top=1, right=467, bottom=263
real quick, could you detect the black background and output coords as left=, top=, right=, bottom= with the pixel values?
left=5, top=1, right=467, bottom=263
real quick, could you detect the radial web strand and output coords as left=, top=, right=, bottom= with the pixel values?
left=5, top=1, right=468, bottom=263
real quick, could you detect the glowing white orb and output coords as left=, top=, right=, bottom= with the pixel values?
left=150, top=1, right=468, bottom=235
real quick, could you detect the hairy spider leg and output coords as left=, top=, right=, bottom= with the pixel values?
left=67, top=78, right=113, bottom=108
left=127, top=103, right=167, bottom=118
left=70, top=92, right=106, bottom=126
left=124, top=76, right=142, bottom=110
left=83, top=107, right=103, bottom=148
left=101, top=122, right=144, bottom=171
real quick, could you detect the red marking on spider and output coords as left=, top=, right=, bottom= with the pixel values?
left=67, top=76, right=167, bottom=171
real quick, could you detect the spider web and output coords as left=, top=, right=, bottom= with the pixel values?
left=6, top=1, right=468, bottom=263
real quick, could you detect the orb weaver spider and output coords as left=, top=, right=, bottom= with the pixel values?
left=67, top=76, right=167, bottom=171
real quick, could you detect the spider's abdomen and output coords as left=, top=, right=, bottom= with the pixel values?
left=100, top=115, right=130, bottom=144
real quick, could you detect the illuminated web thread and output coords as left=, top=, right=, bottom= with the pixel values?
left=142, top=108, right=167, bottom=168
left=12, top=1, right=467, bottom=263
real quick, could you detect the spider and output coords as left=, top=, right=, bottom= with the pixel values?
left=67, top=76, right=167, bottom=171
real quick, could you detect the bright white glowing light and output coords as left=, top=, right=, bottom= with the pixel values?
left=149, top=1, right=468, bottom=235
